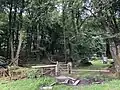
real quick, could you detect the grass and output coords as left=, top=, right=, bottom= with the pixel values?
left=79, top=60, right=110, bottom=70
left=0, top=77, right=55, bottom=90
left=70, top=60, right=111, bottom=78
left=54, top=80, right=120, bottom=90
left=0, top=78, right=120, bottom=90
left=0, top=60, right=118, bottom=90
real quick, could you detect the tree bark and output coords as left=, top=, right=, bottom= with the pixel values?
left=109, top=39, right=120, bottom=77
left=106, top=39, right=112, bottom=59
left=14, top=31, right=23, bottom=65
left=7, top=0, right=13, bottom=59
left=62, top=0, right=67, bottom=62
left=12, top=0, right=25, bottom=66
left=10, top=31, right=23, bottom=66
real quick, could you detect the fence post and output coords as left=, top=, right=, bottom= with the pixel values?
left=55, top=61, right=59, bottom=76
left=67, top=62, right=72, bottom=74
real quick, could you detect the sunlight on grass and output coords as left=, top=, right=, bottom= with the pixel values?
left=79, top=60, right=110, bottom=70
left=73, top=60, right=110, bottom=78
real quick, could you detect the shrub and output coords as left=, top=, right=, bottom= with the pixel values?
left=26, top=69, right=41, bottom=79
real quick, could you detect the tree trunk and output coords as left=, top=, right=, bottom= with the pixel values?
left=62, top=0, right=67, bottom=62
left=7, top=0, right=13, bottom=59
left=36, top=24, right=40, bottom=61
left=14, top=31, right=23, bottom=66
left=106, top=39, right=112, bottom=59
left=13, top=3, right=17, bottom=57
left=11, top=0, right=24, bottom=66
left=26, top=27, right=32, bottom=62
left=15, top=0, right=24, bottom=65
left=109, top=40, right=120, bottom=77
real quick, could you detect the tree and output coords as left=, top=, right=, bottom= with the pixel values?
left=84, top=0, right=120, bottom=73
left=0, top=0, right=106, bottom=66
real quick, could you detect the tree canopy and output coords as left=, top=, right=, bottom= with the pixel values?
left=0, top=0, right=120, bottom=67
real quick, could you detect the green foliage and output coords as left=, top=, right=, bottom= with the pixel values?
left=26, top=69, right=41, bottom=79
left=0, top=0, right=115, bottom=65
left=0, top=56, right=7, bottom=65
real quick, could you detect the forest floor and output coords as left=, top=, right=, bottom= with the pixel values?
left=0, top=60, right=119, bottom=90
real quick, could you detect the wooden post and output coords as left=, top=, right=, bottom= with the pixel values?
left=41, top=68, right=44, bottom=75
left=55, top=61, right=59, bottom=76
left=67, top=62, right=72, bottom=74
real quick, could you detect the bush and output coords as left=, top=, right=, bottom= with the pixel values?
left=79, top=58, right=92, bottom=66
left=26, top=69, right=41, bottom=79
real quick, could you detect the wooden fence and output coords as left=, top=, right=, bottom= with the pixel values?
left=32, top=62, right=72, bottom=76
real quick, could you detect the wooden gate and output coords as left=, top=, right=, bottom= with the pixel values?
left=57, top=62, right=72, bottom=75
